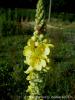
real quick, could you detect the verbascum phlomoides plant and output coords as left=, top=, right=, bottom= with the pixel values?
left=23, top=0, right=54, bottom=100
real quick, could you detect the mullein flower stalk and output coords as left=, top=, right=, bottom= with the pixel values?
left=23, top=0, right=54, bottom=100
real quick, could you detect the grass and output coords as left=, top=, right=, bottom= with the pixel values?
left=0, top=35, right=31, bottom=99
left=45, top=22, right=75, bottom=96
left=0, top=35, right=31, bottom=67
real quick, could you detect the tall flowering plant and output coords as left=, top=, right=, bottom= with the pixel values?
left=23, top=0, right=54, bottom=100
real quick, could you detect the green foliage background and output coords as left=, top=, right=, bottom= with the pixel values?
left=0, top=8, right=75, bottom=100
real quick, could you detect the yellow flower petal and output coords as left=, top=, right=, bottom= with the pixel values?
left=35, top=41, right=39, bottom=47
left=23, top=47, right=32, bottom=57
left=34, top=64, right=42, bottom=71
left=39, top=34, right=44, bottom=39
left=25, top=66, right=33, bottom=74
left=40, top=59, right=46, bottom=67
left=49, top=44, right=54, bottom=48
left=44, top=47, right=50, bottom=55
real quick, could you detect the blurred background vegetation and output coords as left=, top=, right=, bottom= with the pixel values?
left=0, top=0, right=75, bottom=99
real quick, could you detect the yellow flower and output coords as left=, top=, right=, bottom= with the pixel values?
left=36, top=43, right=45, bottom=56
left=34, top=59, right=46, bottom=71
left=30, top=54, right=40, bottom=66
left=23, top=35, right=54, bottom=72
left=25, top=49, right=47, bottom=71
left=27, top=39, right=35, bottom=47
